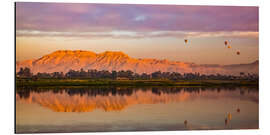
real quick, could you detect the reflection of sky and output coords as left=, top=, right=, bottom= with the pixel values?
left=16, top=3, right=258, bottom=64
left=16, top=87, right=259, bottom=132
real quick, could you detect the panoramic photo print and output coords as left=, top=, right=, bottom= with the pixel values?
left=15, top=2, right=259, bottom=133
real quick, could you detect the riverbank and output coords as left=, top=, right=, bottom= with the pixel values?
left=16, top=78, right=258, bottom=87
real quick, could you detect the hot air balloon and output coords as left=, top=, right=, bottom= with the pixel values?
left=184, top=39, right=188, bottom=44
left=228, top=45, right=231, bottom=49
left=224, top=41, right=228, bottom=45
left=237, top=51, right=240, bottom=55
left=237, top=108, right=240, bottom=113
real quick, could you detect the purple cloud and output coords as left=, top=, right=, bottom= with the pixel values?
left=16, top=2, right=258, bottom=34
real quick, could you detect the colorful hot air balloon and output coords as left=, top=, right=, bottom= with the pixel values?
left=237, top=51, right=240, bottom=55
left=224, top=41, right=228, bottom=45
left=228, top=45, right=231, bottom=49
left=184, top=39, right=188, bottom=44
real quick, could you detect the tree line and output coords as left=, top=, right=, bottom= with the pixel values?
left=16, top=67, right=259, bottom=81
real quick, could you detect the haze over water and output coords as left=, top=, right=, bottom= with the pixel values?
left=16, top=86, right=258, bottom=133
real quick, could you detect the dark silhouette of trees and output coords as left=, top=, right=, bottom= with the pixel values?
left=16, top=67, right=259, bottom=81
left=52, top=72, right=65, bottom=79
left=112, top=70, right=117, bottom=79
left=17, top=67, right=32, bottom=78
left=36, top=72, right=51, bottom=78
left=151, top=71, right=162, bottom=79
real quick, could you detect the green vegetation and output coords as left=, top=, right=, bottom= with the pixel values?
left=16, top=78, right=258, bottom=87
left=16, top=67, right=258, bottom=87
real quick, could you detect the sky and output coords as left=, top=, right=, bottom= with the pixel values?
left=16, top=2, right=259, bottom=65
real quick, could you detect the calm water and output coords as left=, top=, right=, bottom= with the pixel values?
left=16, top=86, right=259, bottom=133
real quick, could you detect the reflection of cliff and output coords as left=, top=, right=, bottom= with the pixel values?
left=16, top=91, right=191, bottom=112
left=16, top=88, right=258, bottom=112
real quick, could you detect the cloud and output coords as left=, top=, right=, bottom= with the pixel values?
left=16, top=3, right=258, bottom=33
left=133, top=15, right=147, bottom=22
left=186, top=31, right=259, bottom=38
left=16, top=30, right=258, bottom=39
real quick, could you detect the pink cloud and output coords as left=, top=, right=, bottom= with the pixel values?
left=16, top=2, right=258, bottom=34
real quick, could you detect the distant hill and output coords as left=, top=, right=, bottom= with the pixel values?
left=16, top=50, right=258, bottom=75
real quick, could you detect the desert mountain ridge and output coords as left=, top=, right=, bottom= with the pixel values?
left=16, top=50, right=259, bottom=75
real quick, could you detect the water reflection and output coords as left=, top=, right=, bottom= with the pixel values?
left=16, top=86, right=259, bottom=133
left=16, top=87, right=258, bottom=112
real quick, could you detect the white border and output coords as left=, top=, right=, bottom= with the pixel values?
left=12, top=0, right=260, bottom=6
left=1, top=0, right=270, bottom=135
